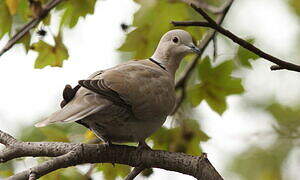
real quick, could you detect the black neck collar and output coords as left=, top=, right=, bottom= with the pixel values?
left=148, top=58, right=166, bottom=71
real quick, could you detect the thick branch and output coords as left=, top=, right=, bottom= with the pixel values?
left=0, top=0, right=65, bottom=57
left=173, top=4, right=300, bottom=72
left=0, top=130, right=223, bottom=180
left=172, top=0, right=233, bottom=114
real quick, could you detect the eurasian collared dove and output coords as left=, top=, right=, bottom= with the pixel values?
left=35, top=29, right=201, bottom=148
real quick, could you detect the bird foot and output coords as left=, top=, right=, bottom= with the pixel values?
left=137, top=141, right=151, bottom=151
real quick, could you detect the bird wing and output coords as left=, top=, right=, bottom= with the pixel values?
left=78, top=79, right=131, bottom=110
left=35, top=60, right=175, bottom=127
left=89, top=60, right=176, bottom=120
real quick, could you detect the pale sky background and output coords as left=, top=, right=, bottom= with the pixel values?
left=0, top=0, right=299, bottom=179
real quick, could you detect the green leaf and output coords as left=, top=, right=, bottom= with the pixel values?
left=187, top=84, right=205, bottom=106
left=0, top=1, right=12, bottom=39
left=267, top=103, right=300, bottom=138
left=32, top=33, right=69, bottom=68
left=0, top=162, right=14, bottom=178
left=97, top=164, right=131, bottom=180
left=289, top=0, right=300, bottom=16
left=41, top=167, right=88, bottom=180
left=150, top=119, right=209, bottom=156
left=19, top=123, right=83, bottom=142
left=58, top=0, right=96, bottom=28
left=118, top=0, right=204, bottom=59
left=188, top=57, right=244, bottom=114
left=19, top=32, right=31, bottom=53
left=16, top=0, right=30, bottom=23
left=235, top=39, right=259, bottom=68
left=230, top=141, right=292, bottom=180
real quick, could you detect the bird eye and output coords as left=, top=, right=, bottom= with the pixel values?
left=172, top=37, right=179, bottom=43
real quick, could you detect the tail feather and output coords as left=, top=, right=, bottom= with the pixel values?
left=35, top=103, right=104, bottom=127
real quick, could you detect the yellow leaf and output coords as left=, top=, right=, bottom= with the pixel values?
left=84, top=130, right=96, bottom=141
left=5, top=0, right=18, bottom=15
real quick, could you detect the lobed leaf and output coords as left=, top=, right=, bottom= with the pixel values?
left=188, top=57, right=244, bottom=114
left=234, top=39, right=259, bottom=68
left=32, top=33, right=69, bottom=68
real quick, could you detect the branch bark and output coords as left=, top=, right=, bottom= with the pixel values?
left=0, top=130, right=223, bottom=180
left=172, top=4, right=300, bottom=72
left=0, top=0, right=65, bottom=57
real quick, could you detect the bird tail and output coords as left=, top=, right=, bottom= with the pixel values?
left=35, top=109, right=68, bottom=127
left=35, top=103, right=103, bottom=127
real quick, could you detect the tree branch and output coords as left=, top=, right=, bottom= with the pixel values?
left=172, top=4, right=300, bottom=72
left=171, top=0, right=234, bottom=115
left=0, top=130, right=223, bottom=180
left=0, top=0, right=65, bottom=57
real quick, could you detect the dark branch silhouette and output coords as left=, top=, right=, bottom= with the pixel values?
left=172, top=4, right=300, bottom=72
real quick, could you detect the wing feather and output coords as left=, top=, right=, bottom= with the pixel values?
left=78, top=79, right=131, bottom=110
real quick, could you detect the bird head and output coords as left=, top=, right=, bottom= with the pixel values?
left=151, top=29, right=201, bottom=75
left=160, top=29, right=200, bottom=55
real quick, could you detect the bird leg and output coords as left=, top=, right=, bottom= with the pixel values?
left=103, top=140, right=115, bottom=166
left=137, top=140, right=151, bottom=151
left=125, top=141, right=152, bottom=179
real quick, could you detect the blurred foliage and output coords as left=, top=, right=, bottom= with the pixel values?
left=289, top=0, right=300, bottom=16
left=229, top=103, right=300, bottom=180
left=267, top=103, right=300, bottom=139
left=150, top=119, right=209, bottom=155
left=230, top=141, right=292, bottom=180
left=41, top=167, right=89, bottom=180
left=234, top=39, right=259, bottom=68
left=0, top=161, right=14, bottom=178
left=118, top=0, right=205, bottom=59
left=1, top=0, right=300, bottom=179
left=97, top=164, right=131, bottom=180
left=0, top=1, right=12, bottom=39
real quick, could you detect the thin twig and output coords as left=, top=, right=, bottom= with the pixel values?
left=0, top=0, right=65, bottom=57
left=270, top=65, right=285, bottom=71
left=213, top=35, right=217, bottom=62
left=173, top=4, right=300, bottom=72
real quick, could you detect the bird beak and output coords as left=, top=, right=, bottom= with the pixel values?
left=186, top=44, right=201, bottom=55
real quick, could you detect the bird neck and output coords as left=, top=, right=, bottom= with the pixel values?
left=151, top=51, right=183, bottom=77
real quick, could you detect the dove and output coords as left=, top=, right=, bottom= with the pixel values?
left=35, top=29, right=201, bottom=148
